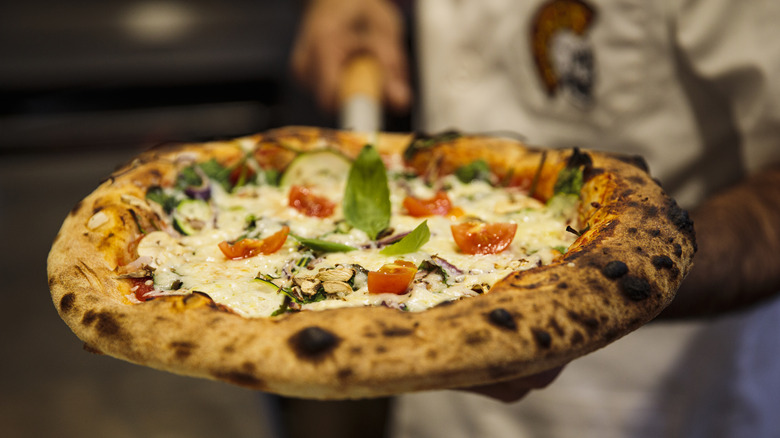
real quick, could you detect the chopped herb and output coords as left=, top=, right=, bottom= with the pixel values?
left=129, top=209, right=146, bottom=234
left=176, top=166, right=202, bottom=190
left=455, top=159, right=493, bottom=184
left=553, top=148, right=592, bottom=196
left=404, top=131, right=461, bottom=161
left=145, top=186, right=177, bottom=214
left=199, top=159, right=233, bottom=191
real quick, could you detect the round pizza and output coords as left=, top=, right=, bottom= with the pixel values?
left=47, top=126, right=695, bottom=399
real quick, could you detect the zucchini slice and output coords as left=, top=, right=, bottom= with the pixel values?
left=279, top=149, right=352, bottom=190
left=173, top=199, right=213, bottom=235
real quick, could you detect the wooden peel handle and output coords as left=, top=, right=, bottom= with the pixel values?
left=339, top=54, right=382, bottom=131
left=339, top=54, right=382, bottom=104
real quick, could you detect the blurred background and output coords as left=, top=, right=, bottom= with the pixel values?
left=0, top=1, right=409, bottom=437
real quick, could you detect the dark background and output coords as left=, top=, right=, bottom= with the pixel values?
left=0, top=1, right=409, bottom=436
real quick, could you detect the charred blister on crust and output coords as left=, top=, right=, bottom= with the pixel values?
left=487, top=308, right=517, bottom=330
left=601, top=261, right=628, bottom=279
left=70, top=200, right=84, bottom=216
left=81, top=310, right=128, bottom=343
left=567, top=311, right=600, bottom=334
left=289, top=326, right=341, bottom=361
left=465, top=329, right=491, bottom=345
left=382, top=327, right=415, bottom=337
left=651, top=255, right=675, bottom=270
left=337, top=368, right=354, bottom=381
left=619, top=276, right=652, bottom=301
left=666, top=199, right=695, bottom=235
left=531, top=328, right=552, bottom=349
left=59, top=292, right=76, bottom=314
left=170, top=341, right=196, bottom=360
left=212, top=370, right=265, bottom=388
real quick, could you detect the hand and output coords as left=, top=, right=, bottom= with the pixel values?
left=290, top=0, right=412, bottom=113
left=458, top=366, right=565, bottom=403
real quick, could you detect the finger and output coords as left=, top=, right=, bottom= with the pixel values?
left=374, top=40, right=412, bottom=112
left=315, top=42, right=350, bottom=113
left=457, top=367, right=565, bottom=403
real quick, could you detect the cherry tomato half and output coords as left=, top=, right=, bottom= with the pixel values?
left=289, top=185, right=335, bottom=218
left=218, top=226, right=290, bottom=260
left=403, top=191, right=454, bottom=217
left=367, top=260, right=418, bottom=295
left=451, top=222, right=518, bottom=254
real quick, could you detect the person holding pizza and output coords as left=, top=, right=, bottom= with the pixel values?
left=291, top=0, right=780, bottom=436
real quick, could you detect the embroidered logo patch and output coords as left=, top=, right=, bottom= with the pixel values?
left=531, top=0, right=597, bottom=108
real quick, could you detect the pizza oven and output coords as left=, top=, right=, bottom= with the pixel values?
left=0, top=0, right=335, bottom=152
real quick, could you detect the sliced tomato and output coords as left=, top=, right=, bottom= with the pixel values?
left=288, top=185, right=335, bottom=218
left=367, top=260, right=418, bottom=295
left=451, top=222, right=518, bottom=254
left=403, top=191, right=457, bottom=217
left=218, top=226, right=290, bottom=260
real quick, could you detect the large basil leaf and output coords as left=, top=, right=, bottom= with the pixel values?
left=343, top=145, right=391, bottom=240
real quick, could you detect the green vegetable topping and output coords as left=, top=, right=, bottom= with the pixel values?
left=455, top=159, right=493, bottom=184
left=343, top=145, right=391, bottom=240
left=145, top=186, right=177, bottom=214
left=380, top=221, right=430, bottom=256
left=404, top=131, right=461, bottom=162
left=290, top=233, right=357, bottom=253
left=553, top=148, right=592, bottom=196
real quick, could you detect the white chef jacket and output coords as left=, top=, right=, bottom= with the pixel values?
left=390, top=0, right=780, bottom=436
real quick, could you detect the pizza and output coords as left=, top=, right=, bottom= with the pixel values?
left=47, top=126, right=695, bottom=399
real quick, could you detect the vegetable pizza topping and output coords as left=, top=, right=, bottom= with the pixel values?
left=120, top=143, right=580, bottom=317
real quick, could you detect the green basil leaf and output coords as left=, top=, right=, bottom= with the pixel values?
left=290, top=233, right=356, bottom=253
left=380, top=221, right=430, bottom=256
left=343, top=145, right=391, bottom=240
left=199, top=159, right=233, bottom=191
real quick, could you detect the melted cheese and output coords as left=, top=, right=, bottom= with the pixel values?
left=131, top=166, right=577, bottom=318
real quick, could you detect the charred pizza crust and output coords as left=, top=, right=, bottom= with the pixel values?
left=48, top=126, right=695, bottom=399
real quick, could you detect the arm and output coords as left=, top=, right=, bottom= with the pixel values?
left=290, top=0, right=412, bottom=113
left=660, top=165, right=780, bottom=318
